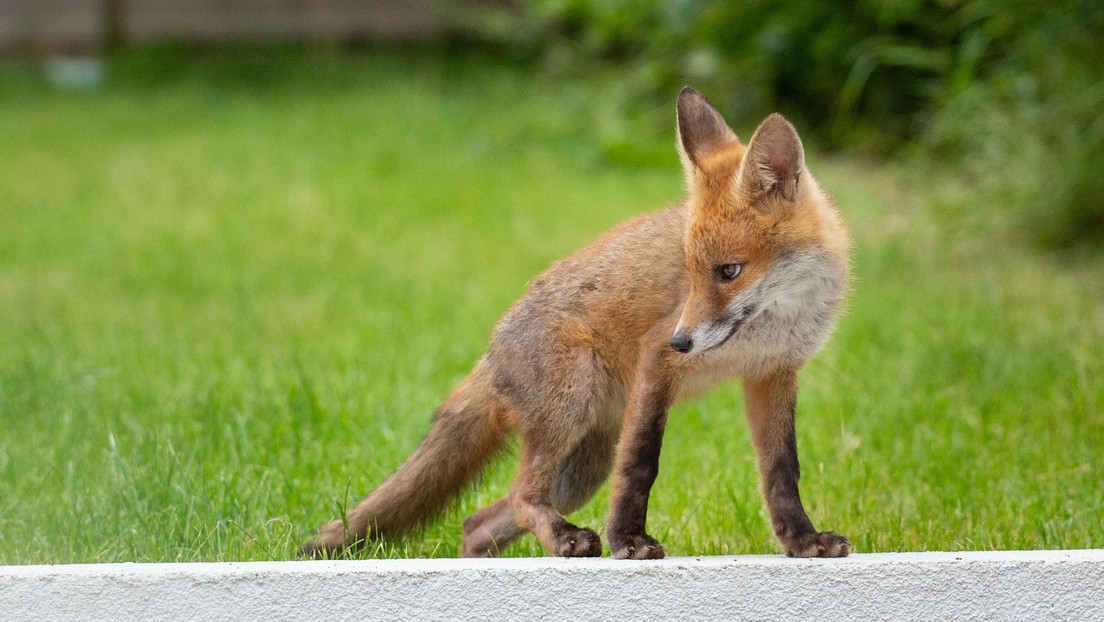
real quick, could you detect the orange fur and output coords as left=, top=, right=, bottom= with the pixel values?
left=305, top=87, right=852, bottom=560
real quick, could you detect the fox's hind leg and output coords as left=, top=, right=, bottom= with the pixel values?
left=509, top=440, right=603, bottom=557
left=499, top=348, right=613, bottom=557
left=460, top=417, right=618, bottom=557
left=550, top=415, right=619, bottom=513
left=460, top=497, right=524, bottom=557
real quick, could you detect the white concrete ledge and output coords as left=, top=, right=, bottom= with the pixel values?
left=3, top=550, right=1102, bottom=621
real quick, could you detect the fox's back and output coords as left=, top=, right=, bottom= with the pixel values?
left=489, top=203, right=691, bottom=385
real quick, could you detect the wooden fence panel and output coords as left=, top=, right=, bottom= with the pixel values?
left=0, top=0, right=473, bottom=52
left=0, top=0, right=103, bottom=51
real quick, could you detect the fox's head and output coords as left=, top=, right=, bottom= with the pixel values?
left=669, top=87, right=849, bottom=356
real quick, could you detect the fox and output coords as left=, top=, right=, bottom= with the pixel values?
left=302, top=86, right=852, bottom=560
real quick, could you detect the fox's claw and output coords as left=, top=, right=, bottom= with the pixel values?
left=553, top=527, right=603, bottom=557
left=609, top=533, right=666, bottom=560
left=783, top=531, right=852, bottom=558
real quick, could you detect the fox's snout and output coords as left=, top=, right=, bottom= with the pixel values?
left=669, top=330, right=693, bottom=353
left=671, top=303, right=758, bottom=355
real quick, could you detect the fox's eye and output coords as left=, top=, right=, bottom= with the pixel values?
left=716, top=263, right=742, bottom=281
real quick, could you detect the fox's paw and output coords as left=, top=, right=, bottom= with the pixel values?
left=552, top=527, right=603, bottom=557
left=609, top=533, right=666, bottom=560
left=782, top=531, right=852, bottom=558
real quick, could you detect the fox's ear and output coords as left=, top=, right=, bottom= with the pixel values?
left=676, top=87, right=738, bottom=183
left=737, top=113, right=805, bottom=204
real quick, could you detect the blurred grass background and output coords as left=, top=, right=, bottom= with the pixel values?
left=0, top=2, right=1102, bottom=563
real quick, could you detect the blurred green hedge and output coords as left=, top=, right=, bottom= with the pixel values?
left=488, top=0, right=1103, bottom=246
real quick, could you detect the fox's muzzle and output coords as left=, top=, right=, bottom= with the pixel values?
left=669, top=330, right=693, bottom=353
left=671, top=304, right=757, bottom=355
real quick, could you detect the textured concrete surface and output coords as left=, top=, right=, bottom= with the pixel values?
left=2, top=550, right=1102, bottom=621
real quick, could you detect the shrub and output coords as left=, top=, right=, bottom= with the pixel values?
left=489, top=0, right=1104, bottom=246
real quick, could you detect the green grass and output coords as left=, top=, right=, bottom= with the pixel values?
left=1, top=49, right=1101, bottom=564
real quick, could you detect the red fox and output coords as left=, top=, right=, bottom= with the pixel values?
left=303, top=87, right=852, bottom=560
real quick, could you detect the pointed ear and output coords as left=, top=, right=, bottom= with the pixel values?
left=676, top=87, right=738, bottom=182
left=737, top=113, right=805, bottom=203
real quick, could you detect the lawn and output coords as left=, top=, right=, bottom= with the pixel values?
left=0, top=49, right=1101, bottom=564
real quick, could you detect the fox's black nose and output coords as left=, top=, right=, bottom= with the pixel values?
left=670, top=331, right=693, bottom=353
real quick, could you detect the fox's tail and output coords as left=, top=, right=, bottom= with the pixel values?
left=302, top=366, right=507, bottom=558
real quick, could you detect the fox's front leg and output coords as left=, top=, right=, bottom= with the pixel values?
left=606, top=347, right=678, bottom=560
left=743, top=368, right=851, bottom=557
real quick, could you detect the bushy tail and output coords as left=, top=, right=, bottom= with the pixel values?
left=303, top=369, right=507, bottom=557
